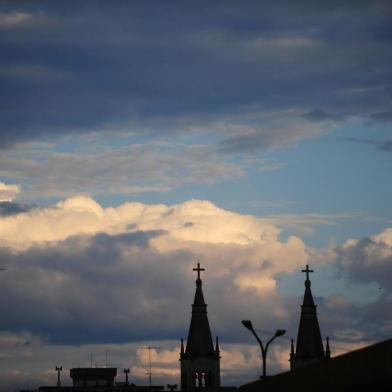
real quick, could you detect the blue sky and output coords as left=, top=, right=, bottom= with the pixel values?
left=0, top=1, right=391, bottom=390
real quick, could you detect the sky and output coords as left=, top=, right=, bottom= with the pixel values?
left=0, top=0, right=391, bottom=390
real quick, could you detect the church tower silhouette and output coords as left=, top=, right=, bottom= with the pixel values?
left=290, top=265, right=330, bottom=370
left=180, top=263, right=220, bottom=391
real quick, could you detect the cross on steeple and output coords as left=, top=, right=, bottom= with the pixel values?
left=193, top=262, right=205, bottom=280
left=301, top=264, right=314, bottom=281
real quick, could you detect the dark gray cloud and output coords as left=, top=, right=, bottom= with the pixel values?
left=219, top=132, right=269, bottom=153
left=0, top=225, right=391, bottom=389
left=0, top=226, right=390, bottom=350
left=333, top=230, right=392, bottom=342
left=370, top=109, right=392, bottom=122
left=302, top=109, right=345, bottom=122
left=0, top=1, right=391, bottom=148
left=0, top=224, right=307, bottom=348
left=378, top=140, right=392, bottom=151
left=0, top=228, right=268, bottom=346
left=342, top=137, right=392, bottom=152
left=336, top=235, right=392, bottom=292
left=0, top=230, right=178, bottom=344
left=0, top=201, right=32, bottom=216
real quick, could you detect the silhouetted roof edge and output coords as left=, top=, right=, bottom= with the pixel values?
left=240, top=338, right=392, bottom=392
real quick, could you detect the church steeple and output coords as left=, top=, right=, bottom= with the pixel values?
left=185, top=264, right=215, bottom=357
left=180, top=263, right=220, bottom=391
left=292, top=265, right=325, bottom=369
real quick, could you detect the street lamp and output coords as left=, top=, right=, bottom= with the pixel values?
left=241, top=320, right=286, bottom=378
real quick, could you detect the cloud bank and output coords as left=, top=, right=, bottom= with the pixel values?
left=0, top=196, right=390, bottom=389
left=0, top=2, right=391, bottom=150
left=0, top=196, right=309, bottom=387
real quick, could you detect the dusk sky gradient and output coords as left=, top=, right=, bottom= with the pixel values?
left=0, top=1, right=391, bottom=390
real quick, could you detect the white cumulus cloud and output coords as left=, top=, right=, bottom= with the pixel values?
left=0, top=182, right=20, bottom=202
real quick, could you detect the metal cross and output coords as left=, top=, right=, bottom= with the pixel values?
left=193, top=262, right=205, bottom=280
left=301, top=264, right=314, bottom=281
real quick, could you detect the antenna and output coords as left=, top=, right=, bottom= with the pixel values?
left=138, top=346, right=162, bottom=387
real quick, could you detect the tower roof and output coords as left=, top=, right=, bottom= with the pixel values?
left=295, top=265, right=324, bottom=362
left=185, top=263, right=215, bottom=357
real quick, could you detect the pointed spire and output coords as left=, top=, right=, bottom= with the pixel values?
left=294, top=265, right=324, bottom=368
left=185, top=263, right=215, bottom=357
left=181, top=263, right=221, bottom=391
left=325, top=337, right=331, bottom=359
left=193, top=278, right=206, bottom=306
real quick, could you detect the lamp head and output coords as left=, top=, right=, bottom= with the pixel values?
left=275, top=329, right=286, bottom=337
left=241, top=320, right=253, bottom=331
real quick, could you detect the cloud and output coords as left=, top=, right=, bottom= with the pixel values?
left=337, top=227, right=392, bottom=291
left=0, top=196, right=390, bottom=388
left=261, top=212, right=361, bottom=235
left=258, top=161, right=285, bottom=173
left=0, top=201, right=32, bottom=216
left=0, top=12, right=32, bottom=28
left=0, top=195, right=283, bottom=248
left=302, top=109, right=346, bottom=122
left=370, top=109, right=392, bottom=122
left=0, top=2, right=391, bottom=148
left=0, top=182, right=20, bottom=202
left=0, top=141, right=245, bottom=199
left=342, top=137, right=392, bottom=153
left=217, top=119, right=321, bottom=153
left=332, top=228, right=392, bottom=342
left=378, top=140, right=392, bottom=151
left=0, top=196, right=308, bottom=344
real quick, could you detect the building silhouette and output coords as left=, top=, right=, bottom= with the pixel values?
left=240, top=338, right=392, bottom=392
left=180, top=263, right=220, bottom=391
left=38, top=367, right=165, bottom=392
left=290, top=265, right=329, bottom=370
left=34, top=263, right=391, bottom=392
left=70, top=368, right=117, bottom=388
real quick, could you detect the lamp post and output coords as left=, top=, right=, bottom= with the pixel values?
left=241, top=320, right=285, bottom=378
